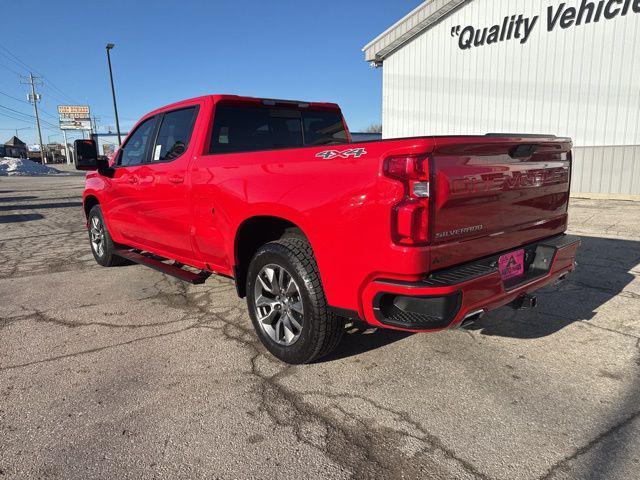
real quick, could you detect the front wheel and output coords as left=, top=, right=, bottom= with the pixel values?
left=246, top=238, right=344, bottom=364
left=87, top=205, right=126, bottom=267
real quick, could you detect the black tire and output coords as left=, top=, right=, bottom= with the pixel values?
left=87, top=205, right=126, bottom=267
left=246, top=237, right=344, bottom=364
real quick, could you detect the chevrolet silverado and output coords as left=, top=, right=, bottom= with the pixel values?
left=75, top=94, right=580, bottom=364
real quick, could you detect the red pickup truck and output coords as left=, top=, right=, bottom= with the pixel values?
left=75, top=94, right=580, bottom=364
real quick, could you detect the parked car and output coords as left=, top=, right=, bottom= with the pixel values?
left=75, top=94, right=580, bottom=364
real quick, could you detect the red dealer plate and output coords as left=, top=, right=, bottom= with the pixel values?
left=498, top=249, right=525, bottom=281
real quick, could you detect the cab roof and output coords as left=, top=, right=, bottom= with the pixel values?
left=146, top=94, right=341, bottom=117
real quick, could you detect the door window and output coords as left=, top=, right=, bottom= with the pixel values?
left=151, top=107, right=197, bottom=162
left=118, top=116, right=157, bottom=166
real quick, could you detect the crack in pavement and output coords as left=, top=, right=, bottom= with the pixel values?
left=538, top=409, right=640, bottom=480
left=55, top=273, right=488, bottom=479
left=0, top=321, right=200, bottom=372
left=206, top=296, right=488, bottom=479
left=538, top=337, right=640, bottom=479
left=0, top=309, right=194, bottom=331
left=292, top=389, right=491, bottom=480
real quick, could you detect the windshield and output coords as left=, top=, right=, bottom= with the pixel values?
left=210, top=104, right=348, bottom=154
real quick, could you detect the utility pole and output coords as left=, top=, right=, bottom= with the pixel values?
left=91, top=115, right=100, bottom=134
left=105, top=44, right=122, bottom=145
left=90, top=115, right=101, bottom=152
left=22, top=73, right=46, bottom=164
left=61, top=129, right=71, bottom=164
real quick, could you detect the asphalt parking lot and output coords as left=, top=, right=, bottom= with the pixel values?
left=1, top=172, right=639, bottom=480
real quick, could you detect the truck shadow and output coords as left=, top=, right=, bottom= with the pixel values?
left=0, top=195, right=38, bottom=202
left=323, top=325, right=413, bottom=361
left=0, top=201, right=82, bottom=211
left=466, top=234, right=639, bottom=339
left=0, top=213, right=45, bottom=223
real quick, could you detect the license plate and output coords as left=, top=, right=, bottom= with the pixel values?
left=498, top=249, right=525, bottom=281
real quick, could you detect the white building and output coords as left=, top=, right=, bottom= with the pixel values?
left=364, top=0, right=640, bottom=199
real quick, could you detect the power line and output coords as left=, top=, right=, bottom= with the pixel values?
left=0, top=110, right=33, bottom=124
left=39, top=85, right=75, bottom=106
left=41, top=80, right=79, bottom=104
left=0, top=111, right=55, bottom=131
left=0, top=61, right=22, bottom=76
left=0, top=90, right=59, bottom=120
left=0, top=89, right=30, bottom=105
left=0, top=44, right=34, bottom=73
left=0, top=42, right=81, bottom=105
left=0, top=104, right=58, bottom=129
left=0, top=104, right=38, bottom=122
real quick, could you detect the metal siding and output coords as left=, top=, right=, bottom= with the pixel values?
left=381, top=0, right=640, bottom=196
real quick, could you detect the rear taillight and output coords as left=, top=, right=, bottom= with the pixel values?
left=383, top=155, right=430, bottom=246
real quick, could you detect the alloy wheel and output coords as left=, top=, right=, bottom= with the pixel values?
left=253, top=264, right=304, bottom=346
left=90, top=215, right=105, bottom=257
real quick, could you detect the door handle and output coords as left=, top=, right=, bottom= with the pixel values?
left=128, top=176, right=138, bottom=184
left=168, top=175, right=184, bottom=184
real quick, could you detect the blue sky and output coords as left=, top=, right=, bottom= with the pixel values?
left=0, top=0, right=421, bottom=146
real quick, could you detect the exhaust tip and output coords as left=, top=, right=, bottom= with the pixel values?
left=460, top=309, right=485, bottom=328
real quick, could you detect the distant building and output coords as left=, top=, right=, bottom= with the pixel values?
left=363, top=0, right=640, bottom=199
left=3, top=136, right=28, bottom=158
left=46, top=143, right=67, bottom=163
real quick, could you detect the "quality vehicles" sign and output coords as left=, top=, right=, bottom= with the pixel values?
left=450, top=0, right=639, bottom=50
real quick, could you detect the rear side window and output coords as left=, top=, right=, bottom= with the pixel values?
left=209, top=105, right=347, bottom=154
left=303, top=111, right=348, bottom=146
left=151, top=107, right=197, bottom=162
left=118, top=116, right=157, bottom=166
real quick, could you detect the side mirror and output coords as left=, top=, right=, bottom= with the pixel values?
left=74, top=139, right=99, bottom=170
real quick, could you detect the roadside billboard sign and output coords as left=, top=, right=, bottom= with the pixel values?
left=58, top=105, right=91, bottom=130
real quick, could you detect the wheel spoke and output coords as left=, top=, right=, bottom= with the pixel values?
left=255, top=294, right=277, bottom=309
left=287, top=311, right=302, bottom=331
left=277, top=268, right=286, bottom=294
left=289, top=300, right=303, bottom=315
left=258, top=268, right=276, bottom=294
left=285, top=278, right=297, bottom=296
left=282, top=314, right=296, bottom=343
left=259, top=307, right=278, bottom=325
left=275, top=317, right=284, bottom=342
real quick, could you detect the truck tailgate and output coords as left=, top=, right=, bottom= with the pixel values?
left=429, top=136, right=572, bottom=270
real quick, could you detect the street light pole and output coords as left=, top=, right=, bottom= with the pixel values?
left=105, top=43, right=122, bottom=145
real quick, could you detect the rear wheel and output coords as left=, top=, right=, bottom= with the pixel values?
left=246, top=237, right=344, bottom=364
left=88, top=205, right=126, bottom=267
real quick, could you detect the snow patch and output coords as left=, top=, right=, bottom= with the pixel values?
left=0, top=157, right=61, bottom=176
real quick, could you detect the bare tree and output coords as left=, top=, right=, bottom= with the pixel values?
left=364, top=123, right=382, bottom=133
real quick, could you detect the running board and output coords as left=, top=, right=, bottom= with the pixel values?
left=115, top=249, right=211, bottom=285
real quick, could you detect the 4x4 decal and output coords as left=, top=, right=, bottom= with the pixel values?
left=315, top=148, right=367, bottom=160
